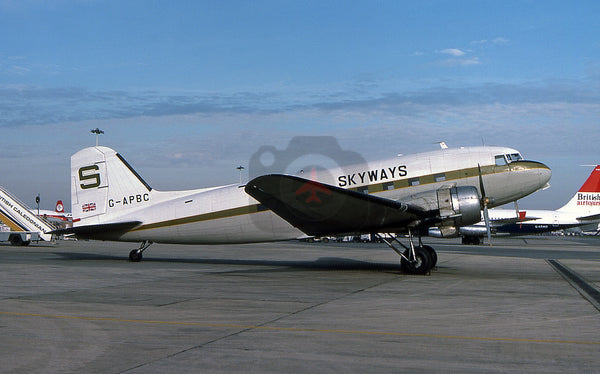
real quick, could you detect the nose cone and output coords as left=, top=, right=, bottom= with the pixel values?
left=484, top=160, right=552, bottom=207
left=511, top=160, right=552, bottom=200
left=536, top=161, right=552, bottom=187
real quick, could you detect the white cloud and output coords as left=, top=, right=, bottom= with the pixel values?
left=492, top=37, right=509, bottom=44
left=436, top=57, right=480, bottom=67
left=440, top=48, right=466, bottom=56
left=470, top=37, right=509, bottom=45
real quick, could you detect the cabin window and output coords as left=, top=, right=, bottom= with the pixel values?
left=357, top=186, right=369, bottom=194
left=383, top=182, right=394, bottom=190
left=434, top=173, right=446, bottom=182
left=409, top=177, right=420, bottom=186
left=495, top=155, right=507, bottom=166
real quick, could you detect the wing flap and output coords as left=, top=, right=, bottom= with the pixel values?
left=245, top=174, right=428, bottom=236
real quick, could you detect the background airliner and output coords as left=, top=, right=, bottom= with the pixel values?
left=35, top=200, right=73, bottom=228
left=439, top=165, right=600, bottom=244
left=58, top=144, right=550, bottom=274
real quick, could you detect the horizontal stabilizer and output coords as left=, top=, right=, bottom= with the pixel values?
left=245, top=174, right=427, bottom=236
left=51, top=221, right=141, bottom=240
left=577, top=213, right=600, bottom=221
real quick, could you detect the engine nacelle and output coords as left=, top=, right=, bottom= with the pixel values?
left=458, top=226, right=489, bottom=237
left=403, top=186, right=481, bottom=237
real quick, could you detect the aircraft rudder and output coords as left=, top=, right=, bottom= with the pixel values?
left=578, top=165, right=600, bottom=193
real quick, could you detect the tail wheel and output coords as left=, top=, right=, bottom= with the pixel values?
left=129, top=250, right=142, bottom=262
left=401, top=246, right=432, bottom=275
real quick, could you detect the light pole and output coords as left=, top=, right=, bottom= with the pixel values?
left=91, top=128, right=104, bottom=146
left=236, top=166, right=245, bottom=184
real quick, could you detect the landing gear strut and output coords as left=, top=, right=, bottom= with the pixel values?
left=129, top=240, right=153, bottom=262
left=376, top=229, right=437, bottom=275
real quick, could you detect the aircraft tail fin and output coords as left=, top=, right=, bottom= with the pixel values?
left=557, top=165, right=600, bottom=217
left=0, top=185, right=54, bottom=241
left=55, top=200, right=65, bottom=213
left=71, top=146, right=152, bottom=226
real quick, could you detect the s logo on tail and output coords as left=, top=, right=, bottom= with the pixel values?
left=79, top=165, right=101, bottom=189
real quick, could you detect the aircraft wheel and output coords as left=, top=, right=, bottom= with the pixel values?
left=21, top=240, right=31, bottom=246
left=422, top=245, right=437, bottom=268
left=129, top=250, right=142, bottom=262
left=401, top=246, right=432, bottom=275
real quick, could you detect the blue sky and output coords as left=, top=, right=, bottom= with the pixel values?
left=1, top=0, right=599, bottom=211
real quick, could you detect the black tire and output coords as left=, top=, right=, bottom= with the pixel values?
left=422, top=245, right=437, bottom=268
left=401, top=246, right=432, bottom=275
left=129, top=249, right=142, bottom=262
left=9, top=235, right=22, bottom=246
left=21, top=240, right=31, bottom=246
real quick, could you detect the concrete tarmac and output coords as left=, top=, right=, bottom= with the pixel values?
left=1, top=236, right=600, bottom=373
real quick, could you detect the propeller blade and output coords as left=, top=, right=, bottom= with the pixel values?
left=477, top=164, right=486, bottom=202
left=478, top=164, right=492, bottom=246
left=483, top=204, right=492, bottom=246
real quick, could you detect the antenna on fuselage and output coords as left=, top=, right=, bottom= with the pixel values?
left=435, top=141, right=448, bottom=149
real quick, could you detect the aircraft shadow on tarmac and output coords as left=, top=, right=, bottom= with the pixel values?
left=52, top=251, right=403, bottom=272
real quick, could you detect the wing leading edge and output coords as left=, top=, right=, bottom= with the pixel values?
left=245, top=174, right=430, bottom=236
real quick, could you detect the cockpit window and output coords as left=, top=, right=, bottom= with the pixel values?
left=506, top=153, right=523, bottom=162
left=495, top=155, right=507, bottom=166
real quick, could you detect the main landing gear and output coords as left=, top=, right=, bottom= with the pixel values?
left=129, top=240, right=153, bottom=262
left=376, top=229, right=437, bottom=275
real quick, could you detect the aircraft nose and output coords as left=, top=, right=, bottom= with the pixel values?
left=521, top=160, right=552, bottom=192
left=536, top=161, right=552, bottom=187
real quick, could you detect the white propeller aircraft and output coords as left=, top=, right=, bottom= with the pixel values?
left=446, top=165, right=600, bottom=244
left=58, top=144, right=551, bottom=274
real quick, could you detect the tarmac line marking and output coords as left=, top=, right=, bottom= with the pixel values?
left=547, top=259, right=600, bottom=312
left=1, top=310, right=599, bottom=346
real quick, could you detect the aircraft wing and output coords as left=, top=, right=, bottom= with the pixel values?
left=489, top=216, right=540, bottom=225
left=51, top=221, right=142, bottom=240
left=245, top=174, right=431, bottom=236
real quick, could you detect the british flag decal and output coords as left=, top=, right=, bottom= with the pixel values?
left=82, top=202, right=96, bottom=212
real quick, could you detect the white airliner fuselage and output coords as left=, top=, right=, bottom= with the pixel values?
left=69, top=145, right=550, bottom=250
